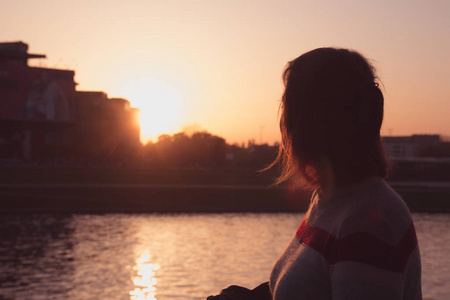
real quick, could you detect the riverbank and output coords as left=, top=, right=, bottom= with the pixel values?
left=0, top=167, right=448, bottom=213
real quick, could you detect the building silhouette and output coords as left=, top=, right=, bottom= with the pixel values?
left=74, top=91, right=140, bottom=162
left=0, top=41, right=140, bottom=163
left=382, top=134, right=449, bottom=181
left=383, top=135, right=440, bottom=158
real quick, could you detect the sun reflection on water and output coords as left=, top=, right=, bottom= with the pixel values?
left=129, top=251, right=160, bottom=300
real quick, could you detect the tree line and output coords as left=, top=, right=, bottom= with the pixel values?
left=143, top=131, right=280, bottom=170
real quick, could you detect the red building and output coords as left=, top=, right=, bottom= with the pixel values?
left=0, top=41, right=140, bottom=163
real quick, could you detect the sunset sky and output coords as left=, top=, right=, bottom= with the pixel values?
left=2, top=0, right=449, bottom=144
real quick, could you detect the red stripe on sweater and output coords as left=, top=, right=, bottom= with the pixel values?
left=295, top=220, right=417, bottom=272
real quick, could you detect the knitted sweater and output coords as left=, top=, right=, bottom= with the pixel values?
left=270, top=177, right=421, bottom=300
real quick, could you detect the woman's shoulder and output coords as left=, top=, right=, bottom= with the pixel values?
left=332, top=177, right=414, bottom=245
left=305, top=177, right=414, bottom=244
left=300, top=178, right=419, bottom=275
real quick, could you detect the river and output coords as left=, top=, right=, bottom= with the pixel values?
left=0, top=213, right=448, bottom=300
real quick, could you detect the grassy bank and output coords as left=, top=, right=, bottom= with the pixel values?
left=0, top=167, right=448, bottom=213
left=0, top=166, right=275, bottom=185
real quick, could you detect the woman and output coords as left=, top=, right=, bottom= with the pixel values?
left=208, top=48, right=421, bottom=300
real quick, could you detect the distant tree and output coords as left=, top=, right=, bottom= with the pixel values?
left=171, top=132, right=194, bottom=166
left=142, top=131, right=280, bottom=171
left=191, top=132, right=226, bottom=167
left=153, top=134, right=172, bottom=166
left=142, top=131, right=227, bottom=168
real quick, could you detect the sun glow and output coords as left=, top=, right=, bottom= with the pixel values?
left=122, top=78, right=185, bottom=143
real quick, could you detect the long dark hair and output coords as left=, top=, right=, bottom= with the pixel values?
left=274, top=48, right=390, bottom=189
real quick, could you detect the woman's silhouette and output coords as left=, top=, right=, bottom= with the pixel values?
left=208, top=48, right=421, bottom=300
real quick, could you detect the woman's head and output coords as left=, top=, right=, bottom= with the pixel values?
left=277, top=47, right=389, bottom=189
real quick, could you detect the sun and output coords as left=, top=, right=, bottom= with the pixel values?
left=122, top=78, right=185, bottom=143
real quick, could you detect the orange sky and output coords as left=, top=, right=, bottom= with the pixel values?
left=2, top=0, right=449, bottom=144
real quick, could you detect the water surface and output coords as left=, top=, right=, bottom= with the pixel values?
left=0, top=213, right=448, bottom=300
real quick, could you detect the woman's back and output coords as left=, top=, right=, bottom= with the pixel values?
left=270, top=177, right=421, bottom=300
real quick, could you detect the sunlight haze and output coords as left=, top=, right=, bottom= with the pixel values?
left=2, top=0, right=449, bottom=144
